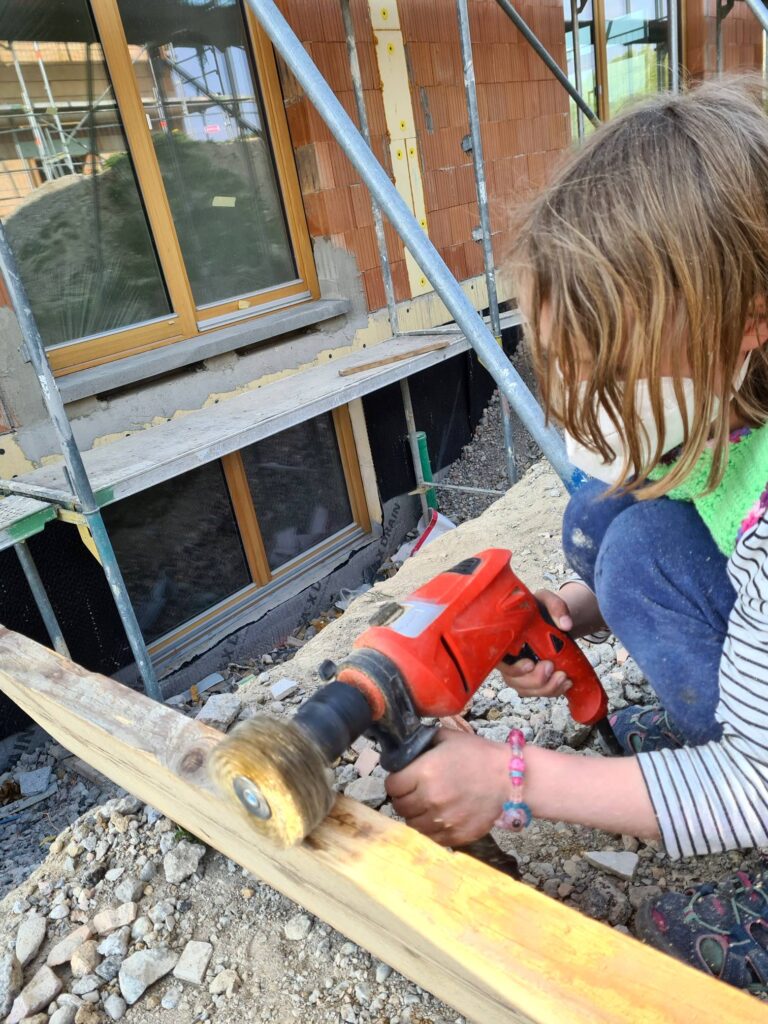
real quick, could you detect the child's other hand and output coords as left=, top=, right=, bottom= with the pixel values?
left=385, top=729, right=509, bottom=847
left=498, top=589, right=573, bottom=699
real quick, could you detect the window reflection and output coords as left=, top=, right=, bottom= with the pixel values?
left=0, top=0, right=171, bottom=347
left=117, top=0, right=297, bottom=309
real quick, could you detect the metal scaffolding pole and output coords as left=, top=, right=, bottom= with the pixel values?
left=14, top=542, right=70, bottom=658
left=34, top=43, right=77, bottom=175
left=716, top=0, right=735, bottom=75
left=745, top=0, right=768, bottom=33
left=669, top=1, right=680, bottom=94
left=456, top=0, right=516, bottom=486
left=244, top=0, right=577, bottom=490
left=0, top=222, right=162, bottom=701
left=340, top=0, right=399, bottom=339
left=569, top=0, right=586, bottom=140
left=494, top=0, right=600, bottom=126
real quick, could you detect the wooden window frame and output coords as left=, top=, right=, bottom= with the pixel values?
left=222, top=404, right=371, bottom=587
left=40, top=0, right=318, bottom=376
left=140, top=405, right=371, bottom=660
left=591, top=0, right=683, bottom=121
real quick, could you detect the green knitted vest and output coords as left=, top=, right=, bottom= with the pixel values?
left=648, top=422, right=768, bottom=556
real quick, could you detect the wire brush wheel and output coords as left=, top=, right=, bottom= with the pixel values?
left=207, top=717, right=335, bottom=847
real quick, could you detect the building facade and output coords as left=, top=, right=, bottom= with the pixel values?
left=0, top=0, right=763, bottom=710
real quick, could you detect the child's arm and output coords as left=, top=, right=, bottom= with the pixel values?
left=385, top=728, right=659, bottom=848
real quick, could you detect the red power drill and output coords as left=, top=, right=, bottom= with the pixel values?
left=296, top=548, right=619, bottom=780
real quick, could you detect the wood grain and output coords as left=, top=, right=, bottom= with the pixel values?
left=337, top=340, right=449, bottom=376
left=0, top=628, right=763, bottom=1024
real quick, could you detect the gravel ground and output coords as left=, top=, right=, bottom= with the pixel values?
left=0, top=388, right=765, bottom=1021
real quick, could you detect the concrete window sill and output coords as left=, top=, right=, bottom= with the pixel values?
left=57, top=297, right=352, bottom=405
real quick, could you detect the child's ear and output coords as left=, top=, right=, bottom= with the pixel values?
left=740, top=295, right=768, bottom=354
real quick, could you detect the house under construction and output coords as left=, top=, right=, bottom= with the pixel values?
left=0, top=0, right=765, bottom=726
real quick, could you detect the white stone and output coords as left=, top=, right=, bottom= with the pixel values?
left=163, top=840, right=206, bottom=884
left=96, top=928, right=130, bottom=958
left=584, top=849, right=640, bottom=881
left=16, top=767, right=52, bottom=797
left=48, top=905, right=70, bottom=921
left=70, top=974, right=102, bottom=996
left=172, top=940, right=212, bottom=986
left=113, top=877, right=144, bottom=903
left=0, top=950, right=22, bottom=1017
left=6, top=965, right=62, bottom=1024
left=118, top=948, right=178, bottom=1005
left=194, top=693, right=241, bottom=731
left=50, top=1007, right=78, bottom=1024
left=270, top=677, right=299, bottom=700
left=15, top=914, right=46, bottom=967
left=92, top=902, right=137, bottom=934
left=130, top=917, right=153, bottom=940
left=344, top=775, right=387, bottom=808
left=375, top=963, right=393, bottom=984
left=46, top=925, right=93, bottom=967
left=208, top=968, right=240, bottom=997
left=284, top=913, right=313, bottom=942
left=103, top=994, right=127, bottom=1021
left=161, top=985, right=182, bottom=1009
left=104, top=868, right=125, bottom=883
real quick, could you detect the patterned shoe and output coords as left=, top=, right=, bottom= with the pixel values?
left=635, top=869, right=768, bottom=993
left=608, top=704, right=687, bottom=754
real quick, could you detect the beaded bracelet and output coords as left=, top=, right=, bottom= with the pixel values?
left=494, top=728, right=532, bottom=831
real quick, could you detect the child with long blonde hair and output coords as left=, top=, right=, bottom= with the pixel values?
left=387, top=79, right=768, bottom=991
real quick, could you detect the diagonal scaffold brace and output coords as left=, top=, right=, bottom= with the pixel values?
left=244, top=0, right=581, bottom=492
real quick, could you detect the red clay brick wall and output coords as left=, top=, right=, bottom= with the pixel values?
left=277, top=0, right=570, bottom=312
left=686, top=0, right=763, bottom=78
left=400, top=0, right=568, bottom=287
left=276, top=0, right=409, bottom=312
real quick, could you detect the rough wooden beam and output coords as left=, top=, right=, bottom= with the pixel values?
left=0, top=627, right=763, bottom=1024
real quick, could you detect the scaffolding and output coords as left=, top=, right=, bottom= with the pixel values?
left=0, top=0, right=689, bottom=698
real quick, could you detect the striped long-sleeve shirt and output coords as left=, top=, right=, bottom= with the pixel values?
left=637, top=509, right=768, bottom=858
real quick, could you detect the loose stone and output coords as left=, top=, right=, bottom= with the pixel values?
left=14, top=914, right=46, bottom=969
left=118, top=947, right=178, bottom=1005
left=173, top=941, right=213, bottom=986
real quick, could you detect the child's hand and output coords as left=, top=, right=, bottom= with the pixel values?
left=385, top=729, right=510, bottom=847
left=498, top=589, right=573, bottom=699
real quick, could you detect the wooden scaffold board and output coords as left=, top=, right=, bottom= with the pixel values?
left=0, top=627, right=762, bottom=1024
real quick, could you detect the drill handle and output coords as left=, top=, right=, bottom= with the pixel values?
left=503, top=599, right=608, bottom=727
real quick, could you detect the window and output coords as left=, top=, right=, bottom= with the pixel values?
left=563, top=2, right=682, bottom=125
left=0, top=0, right=317, bottom=375
left=99, top=408, right=370, bottom=655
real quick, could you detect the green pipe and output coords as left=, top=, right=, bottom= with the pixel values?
left=416, top=431, right=439, bottom=511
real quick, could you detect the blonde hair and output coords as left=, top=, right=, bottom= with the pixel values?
left=511, top=77, right=768, bottom=496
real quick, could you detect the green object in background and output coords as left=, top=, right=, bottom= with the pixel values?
left=416, top=431, right=439, bottom=512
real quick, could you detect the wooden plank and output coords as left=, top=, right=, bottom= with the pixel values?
left=337, top=340, right=449, bottom=376
left=14, top=333, right=470, bottom=508
left=0, top=627, right=763, bottom=1024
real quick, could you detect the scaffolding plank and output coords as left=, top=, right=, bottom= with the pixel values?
left=0, top=495, right=56, bottom=552
left=0, top=627, right=764, bottom=1024
left=14, top=332, right=472, bottom=508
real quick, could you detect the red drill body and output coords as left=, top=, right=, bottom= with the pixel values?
left=339, top=548, right=608, bottom=726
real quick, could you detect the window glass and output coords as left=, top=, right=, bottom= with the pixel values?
left=604, top=1, right=671, bottom=116
left=241, top=415, right=354, bottom=571
left=117, top=0, right=297, bottom=309
left=563, top=1, right=598, bottom=137
left=102, top=461, right=251, bottom=644
left=0, top=0, right=171, bottom=347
